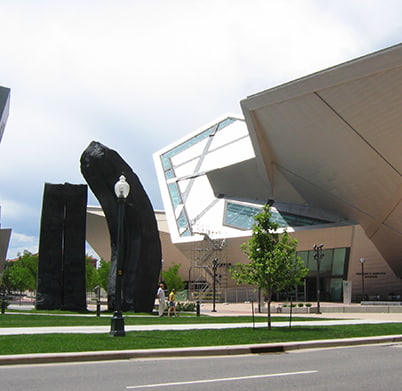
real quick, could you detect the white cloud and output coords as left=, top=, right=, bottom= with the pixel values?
left=6, top=232, right=38, bottom=260
left=0, top=0, right=401, bottom=259
left=0, top=198, right=38, bottom=224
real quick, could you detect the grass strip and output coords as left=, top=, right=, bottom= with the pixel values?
left=0, top=324, right=402, bottom=355
left=0, top=314, right=319, bottom=327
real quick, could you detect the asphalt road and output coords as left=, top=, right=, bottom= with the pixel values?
left=2, top=343, right=402, bottom=390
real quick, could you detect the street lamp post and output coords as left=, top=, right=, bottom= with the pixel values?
left=313, top=244, right=324, bottom=314
left=212, top=258, right=218, bottom=312
left=110, top=174, right=130, bottom=337
left=360, top=257, right=366, bottom=301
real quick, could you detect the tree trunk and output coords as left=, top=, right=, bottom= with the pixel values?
left=267, top=293, right=272, bottom=329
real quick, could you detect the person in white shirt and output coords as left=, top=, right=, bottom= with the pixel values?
left=157, top=283, right=166, bottom=317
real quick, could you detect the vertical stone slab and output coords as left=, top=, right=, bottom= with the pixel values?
left=36, top=183, right=87, bottom=311
left=36, top=184, right=64, bottom=310
left=80, top=141, right=162, bottom=313
left=62, top=184, right=87, bottom=311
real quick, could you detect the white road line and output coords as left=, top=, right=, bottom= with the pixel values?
left=126, top=370, right=318, bottom=389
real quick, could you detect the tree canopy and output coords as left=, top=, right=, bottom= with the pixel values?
left=161, top=263, right=185, bottom=291
left=1, top=251, right=38, bottom=294
left=1, top=251, right=107, bottom=296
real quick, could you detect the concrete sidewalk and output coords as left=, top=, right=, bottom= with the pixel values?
left=0, top=317, right=399, bottom=336
left=200, top=302, right=402, bottom=321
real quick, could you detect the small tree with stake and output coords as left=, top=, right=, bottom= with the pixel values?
left=230, top=203, right=308, bottom=329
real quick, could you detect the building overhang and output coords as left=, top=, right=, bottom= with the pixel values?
left=241, top=43, right=402, bottom=275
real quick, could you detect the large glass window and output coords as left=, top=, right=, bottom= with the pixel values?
left=279, top=212, right=330, bottom=226
left=223, top=202, right=262, bottom=230
left=298, top=247, right=350, bottom=302
left=223, top=201, right=333, bottom=231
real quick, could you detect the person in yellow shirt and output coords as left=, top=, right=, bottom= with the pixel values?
left=167, top=289, right=177, bottom=317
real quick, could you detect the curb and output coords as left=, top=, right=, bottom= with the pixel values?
left=1, top=335, right=402, bottom=365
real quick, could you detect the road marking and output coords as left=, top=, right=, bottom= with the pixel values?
left=126, top=370, right=318, bottom=389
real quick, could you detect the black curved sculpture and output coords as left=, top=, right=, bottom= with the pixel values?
left=80, top=141, right=162, bottom=312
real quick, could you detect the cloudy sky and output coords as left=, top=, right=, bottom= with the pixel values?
left=0, top=0, right=401, bottom=259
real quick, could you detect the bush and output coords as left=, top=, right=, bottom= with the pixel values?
left=298, top=303, right=304, bottom=307
left=161, top=264, right=185, bottom=291
left=305, top=303, right=312, bottom=307
left=176, top=302, right=196, bottom=312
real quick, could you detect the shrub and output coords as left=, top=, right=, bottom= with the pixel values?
left=305, top=303, right=312, bottom=307
left=176, top=302, right=196, bottom=312
left=298, top=303, right=304, bottom=307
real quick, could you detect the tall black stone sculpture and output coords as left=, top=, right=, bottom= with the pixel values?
left=80, top=141, right=162, bottom=313
left=36, top=183, right=87, bottom=311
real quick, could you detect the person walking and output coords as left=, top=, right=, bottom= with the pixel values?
left=157, top=283, right=166, bottom=317
left=167, top=288, right=177, bottom=317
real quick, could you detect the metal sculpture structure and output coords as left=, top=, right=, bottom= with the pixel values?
left=36, top=183, right=87, bottom=311
left=80, top=141, right=162, bottom=313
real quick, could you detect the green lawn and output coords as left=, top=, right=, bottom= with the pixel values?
left=1, top=311, right=401, bottom=356
left=0, top=313, right=316, bottom=327
left=0, top=324, right=402, bottom=355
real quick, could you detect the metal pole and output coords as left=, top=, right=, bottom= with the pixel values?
left=110, top=196, right=126, bottom=336
left=251, top=301, right=255, bottom=329
left=316, top=254, right=320, bottom=314
left=313, top=244, right=324, bottom=314
left=1, top=289, right=5, bottom=314
left=212, top=258, right=218, bottom=312
left=360, top=258, right=365, bottom=301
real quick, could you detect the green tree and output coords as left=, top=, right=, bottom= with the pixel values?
left=96, top=259, right=110, bottom=292
left=0, top=262, right=13, bottom=293
left=1, top=251, right=38, bottom=294
left=161, top=264, right=185, bottom=291
left=230, top=203, right=308, bottom=329
left=85, top=255, right=99, bottom=292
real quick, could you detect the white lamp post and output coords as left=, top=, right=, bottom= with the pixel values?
left=110, top=174, right=130, bottom=337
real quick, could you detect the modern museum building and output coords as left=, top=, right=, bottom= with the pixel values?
left=88, top=43, right=402, bottom=304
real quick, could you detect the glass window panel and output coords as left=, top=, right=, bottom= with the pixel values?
left=161, top=127, right=215, bottom=162
left=332, top=248, right=347, bottom=276
left=320, top=249, right=333, bottom=274
left=177, top=210, right=190, bottom=237
left=161, top=155, right=172, bottom=170
left=216, top=117, right=235, bottom=130
left=181, top=229, right=191, bottom=237
left=330, top=278, right=343, bottom=301
left=223, top=202, right=262, bottom=230
left=164, top=169, right=174, bottom=180
left=307, top=250, right=317, bottom=272
left=279, top=211, right=331, bottom=226
left=270, top=209, right=288, bottom=227
left=160, top=118, right=238, bottom=173
left=168, top=183, right=181, bottom=209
